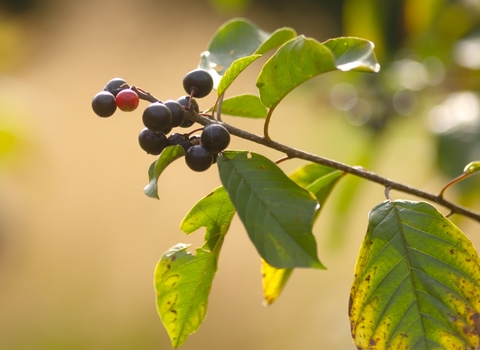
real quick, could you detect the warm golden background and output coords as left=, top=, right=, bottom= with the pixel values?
left=1, top=0, right=479, bottom=349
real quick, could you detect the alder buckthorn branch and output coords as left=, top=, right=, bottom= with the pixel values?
left=185, top=110, right=480, bottom=223
left=130, top=86, right=162, bottom=104
left=93, top=77, right=480, bottom=223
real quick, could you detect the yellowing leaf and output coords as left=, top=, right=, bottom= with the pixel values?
left=350, top=200, right=480, bottom=349
left=261, top=259, right=293, bottom=306
left=155, top=187, right=235, bottom=348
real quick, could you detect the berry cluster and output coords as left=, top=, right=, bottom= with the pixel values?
left=91, top=78, right=140, bottom=117
left=91, top=69, right=230, bottom=172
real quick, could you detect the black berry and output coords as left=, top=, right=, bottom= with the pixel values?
left=162, top=126, right=172, bottom=135
left=164, top=100, right=185, bottom=127
left=185, top=145, right=213, bottom=172
left=138, top=128, right=169, bottom=155
left=92, top=91, right=117, bottom=117
left=201, top=124, right=230, bottom=153
left=183, top=69, right=214, bottom=98
left=189, top=135, right=201, bottom=146
left=177, top=96, right=199, bottom=128
left=168, top=133, right=191, bottom=150
left=180, top=118, right=195, bottom=128
left=177, top=95, right=199, bottom=112
left=104, top=78, right=127, bottom=96
left=142, top=103, right=172, bottom=132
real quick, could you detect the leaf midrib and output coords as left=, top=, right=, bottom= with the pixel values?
left=226, top=157, right=314, bottom=260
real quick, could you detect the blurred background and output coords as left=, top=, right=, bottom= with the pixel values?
left=0, top=0, right=479, bottom=349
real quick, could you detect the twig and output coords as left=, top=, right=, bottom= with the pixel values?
left=130, top=86, right=162, bottom=103
left=187, top=112, right=480, bottom=223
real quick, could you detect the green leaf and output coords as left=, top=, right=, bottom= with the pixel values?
left=322, top=37, right=380, bottom=73
left=154, top=244, right=217, bottom=348
left=256, top=36, right=380, bottom=108
left=198, top=19, right=297, bottom=89
left=155, top=187, right=236, bottom=348
left=350, top=200, right=480, bottom=349
left=464, top=161, right=480, bottom=175
left=208, top=94, right=267, bottom=119
left=217, top=150, right=324, bottom=269
left=199, top=18, right=270, bottom=86
left=261, top=259, right=293, bottom=306
left=255, top=27, right=297, bottom=54
left=261, top=164, right=345, bottom=305
left=217, top=54, right=262, bottom=96
left=289, top=163, right=345, bottom=210
left=144, top=145, right=185, bottom=199
left=180, top=186, right=236, bottom=252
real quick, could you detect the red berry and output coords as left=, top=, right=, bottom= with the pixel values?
left=116, top=89, right=139, bottom=112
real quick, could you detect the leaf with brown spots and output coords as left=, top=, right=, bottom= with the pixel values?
left=350, top=200, right=480, bottom=349
left=154, top=187, right=235, bottom=348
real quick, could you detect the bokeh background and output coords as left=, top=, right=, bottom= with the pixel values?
left=1, top=0, right=480, bottom=349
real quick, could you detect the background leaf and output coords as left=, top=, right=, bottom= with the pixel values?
left=350, top=200, right=480, bottom=349
left=217, top=150, right=323, bottom=269
left=261, top=163, right=345, bottom=305
left=255, top=27, right=297, bottom=54
left=208, top=94, right=267, bottom=119
left=217, top=54, right=262, bottom=96
left=198, top=19, right=298, bottom=90
left=199, top=18, right=269, bottom=87
left=289, top=163, right=345, bottom=210
left=256, top=36, right=379, bottom=108
left=144, top=145, right=185, bottom=199
left=155, top=187, right=236, bottom=348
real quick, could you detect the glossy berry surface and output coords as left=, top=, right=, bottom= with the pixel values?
left=116, top=89, right=139, bottom=112
left=201, top=124, right=230, bottom=153
left=142, top=103, right=172, bottom=132
left=168, top=133, right=191, bottom=150
left=177, top=96, right=199, bottom=128
left=183, top=69, right=214, bottom=98
left=138, top=128, right=168, bottom=155
left=164, top=100, right=185, bottom=127
left=179, top=118, right=195, bottom=128
left=162, top=126, right=172, bottom=135
left=177, top=95, right=199, bottom=112
left=92, top=91, right=117, bottom=117
left=185, top=145, right=213, bottom=172
left=189, top=135, right=201, bottom=146
left=104, top=78, right=127, bottom=96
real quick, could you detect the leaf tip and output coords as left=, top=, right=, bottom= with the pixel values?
left=464, top=161, right=480, bottom=174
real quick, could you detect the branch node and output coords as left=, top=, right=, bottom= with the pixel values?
left=385, top=186, right=393, bottom=202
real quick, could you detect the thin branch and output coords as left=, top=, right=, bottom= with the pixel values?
left=187, top=112, right=480, bottom=223
left=275, top=155, right=292, bottom=165
left=263, top=107, right=274, bottom=141
left=439, top=172, right=473, bottom=198
left=130, top=86, right=162, bottom=103
left=216, top=93, right=225, bottom=122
